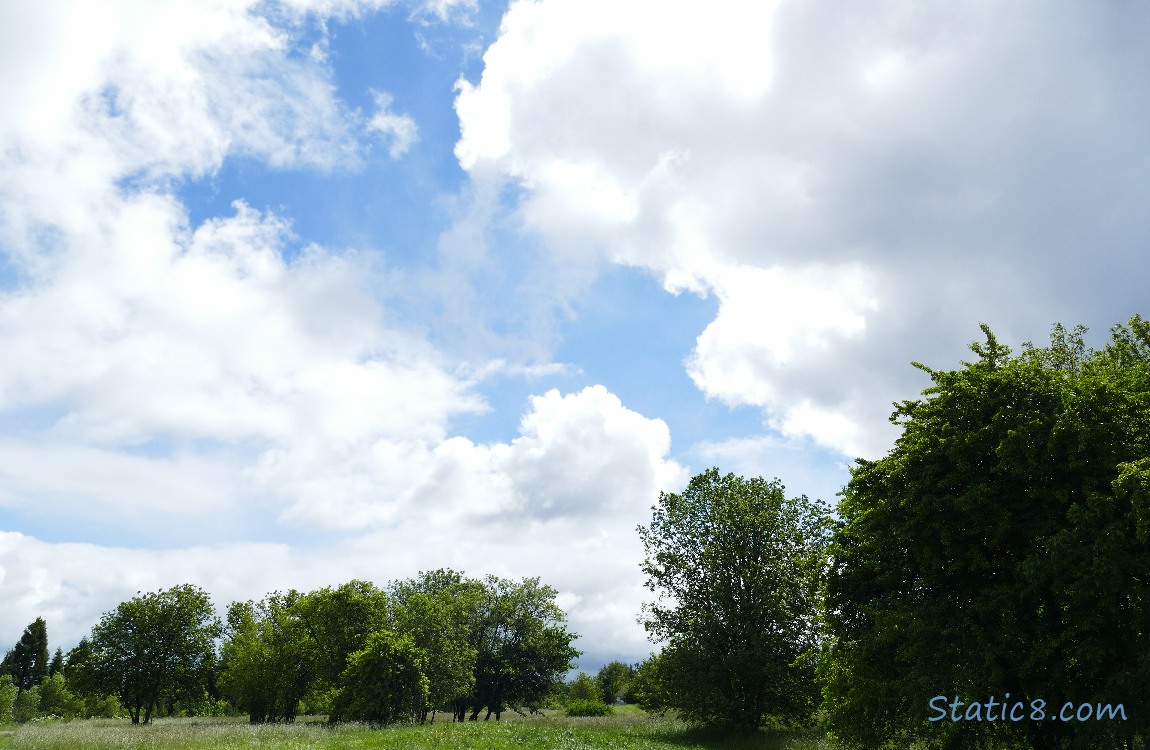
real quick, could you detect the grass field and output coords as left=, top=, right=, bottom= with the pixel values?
left=0, top=707, right=830, bottom=750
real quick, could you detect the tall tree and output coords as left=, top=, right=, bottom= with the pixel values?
left=5, top=618, right=50, bottom=695
left=217, top=591, right=311, bottom=723
left=390, top=570, right=479, bottom=722
left=822, top=318, right=1150, bottom=749
left=464, top=575, right=579, bottom=721
left=87, top=584, right=220, bottom=724
left=638, top=468, right=831, bottom=730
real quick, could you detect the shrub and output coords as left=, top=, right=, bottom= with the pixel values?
left=565, top=699, right=614, bottom=717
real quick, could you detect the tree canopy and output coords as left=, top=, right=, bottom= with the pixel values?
left=822, top=317, right=1150, bottom=749
left=86, top=584, right=221, bottom=724
left=638, top=468, right=831, bottom=730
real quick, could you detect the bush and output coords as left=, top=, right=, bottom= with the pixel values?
left=565, top=699, right=614, bottom=717
left=329, top=630, right=428, bottom=726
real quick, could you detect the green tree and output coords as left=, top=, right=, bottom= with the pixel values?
left=38, top=673, right=83, bottom=718
left=12, top=685, right=40, bottom=723
left=5, top=617, right=50, bottom=695
left=390, top=571, right=479, bottom=722
left=328, top=630, right=428, bottom=726
left=0, top=676, right=16, bottom=724
left=87, top=584, right=221, bottom=724
left=293, top=580, right=389, bottom=693
left=595, top=660, right=633, bottom=704
left=217, top=592, right=311, bottom=723
left=638, top=468, right=830, bottom=730
left=568, top=672, right=598, bottom=702
left=48, top=648, right=63, bottom=679
left=464, top=575, right=579, bottom=721
left=821, top=317, right=1150, bottom=749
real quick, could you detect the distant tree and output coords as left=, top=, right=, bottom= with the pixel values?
left=87, top=584, right=220, bottom=724
left=217, top=592, right=311, bottom=723
left=822, top=318, right=1150, bottom=749
left=328, top=630, right=428, bottom=726
left=5, top=618, right=50, bottom=695
left=595, top=661, right=633, bottom=704
left=48, top=648, right=63, bottom=679
left=638, top=468, right=831, bottom=730
left=567, top=672, right=598, bottom=702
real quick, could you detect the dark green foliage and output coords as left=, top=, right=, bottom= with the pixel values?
left=217, top=592, right=311, bottom=723
left=5, top=617, right=50, bottom=694
left=595, top=661, right=634, bottom=704
left=86, top=584, right=221, bottom=724
left=390, top=570, right=479, bottom=721
left=455, top=575, right=579, bottom=721
left=822, top=316, right=1150, bottom=749
left=638, top=469, right=831, bottom=730
left=328, top=630, right=428, bottom=725
left=293, top=580, right=390, bottom=692
left=47, top=649, right=63, bottom=679
left=566, top=698, right=614, bottom=716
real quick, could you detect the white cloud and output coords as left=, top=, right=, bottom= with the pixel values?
left=453, top=0, right=1150, bottom=460
left=0, top=383, right=685, bottom=664
left=367, top=91, right=420, bottom=158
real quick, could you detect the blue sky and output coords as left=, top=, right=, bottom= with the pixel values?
left=2, top=0, right=1150, bottom=674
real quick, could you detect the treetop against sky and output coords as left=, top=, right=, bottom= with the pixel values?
left=2, top=0, right=1150, bottom=671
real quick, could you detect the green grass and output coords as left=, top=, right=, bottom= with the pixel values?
left=0, top=709, right=829, bottom=750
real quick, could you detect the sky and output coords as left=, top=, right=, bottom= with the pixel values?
left=2, top=0, right=1150, bottom=675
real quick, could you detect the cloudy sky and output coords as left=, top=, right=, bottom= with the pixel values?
left=2, top=0, right=1149, bottom=672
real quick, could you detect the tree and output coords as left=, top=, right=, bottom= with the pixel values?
left=328, top=630, right=428, bottom=725
left=292, top=580, right=389, bottom=693
left=464, top=575, right=580, bottom=721
left=0, top=676, right=15, bottom=723
left=821, top=317, right=1150, bottom=749
left=87, top=584, right=220, bottom=724
left=638, top=468, right=831, bottom=730
left=48, top=648, right=63, bottom=679
left=4, top=618, right=50, bottom=695
left=390, top=571, right=478, bottom=722
left=217, top=592, right=311, bottom=723
left=568, top=672, right=598, bottom=702
left=595, top=660, right=634, bottom=704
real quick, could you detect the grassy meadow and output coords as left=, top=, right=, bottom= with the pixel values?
left=0, top=707, right=829, bottom=750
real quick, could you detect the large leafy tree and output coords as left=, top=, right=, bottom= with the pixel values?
left=292, top=580, right=390, bottom=694
left=822, top=318, right=1150, bottom=749
left=390, top=570, right=479, bottom=722
left=217, top=591, right=311, bottom=723
left=463, top=575, right=579, bottom=721
left=638, top=468, right=831, bottom=730
left=87, top=584, right=220, bottom=724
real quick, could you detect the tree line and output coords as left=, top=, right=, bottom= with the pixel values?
left=0, top=571, right=579, bottom=726
left=4, top=314, right=1149, bottom=749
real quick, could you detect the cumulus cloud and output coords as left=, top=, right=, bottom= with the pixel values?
left=453, top=0, right=1150, bottom=459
